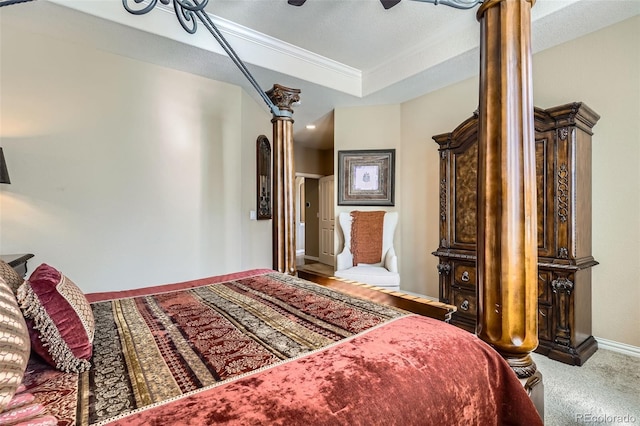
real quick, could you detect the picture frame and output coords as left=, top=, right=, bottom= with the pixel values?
left=338, top=149, right=395, bottom=206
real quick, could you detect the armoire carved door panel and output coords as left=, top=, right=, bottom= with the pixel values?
left=445, top=132, right=555, bottom=257
left=453, top=143, right=477, bottom=248
left=535, top=136, right=555, bottom=259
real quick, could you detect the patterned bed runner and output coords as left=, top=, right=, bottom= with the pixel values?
left=37, top=272, right=406, bottom=425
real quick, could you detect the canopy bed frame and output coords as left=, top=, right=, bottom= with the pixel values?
left=126, top=0, right=542, bottom=395
left=0, top=0, right=545, bottom=423
left=120, top=0, right=542, bottom=377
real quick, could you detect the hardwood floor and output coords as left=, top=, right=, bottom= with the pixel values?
left=297, top=261, right=335, bottom=277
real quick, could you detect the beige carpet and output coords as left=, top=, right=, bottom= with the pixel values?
left=533, top=349, right=640, bottom=424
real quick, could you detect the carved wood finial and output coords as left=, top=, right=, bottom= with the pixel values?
left=266, top=84, right=301, bottom=114
left=558, top=127, right=569, bottom=140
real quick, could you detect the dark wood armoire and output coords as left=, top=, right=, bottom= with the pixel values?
left=433, top=102, right=599, bottom=366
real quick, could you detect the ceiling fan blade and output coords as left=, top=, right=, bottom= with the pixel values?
left=288, top=0, right=400, bottom=9
left=380, top=0, right=401, bottom=9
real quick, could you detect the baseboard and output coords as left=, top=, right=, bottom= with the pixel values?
left=296, top=249, right=305, bottom=256
left=595, top=337, right=640, bottom=358
left=304, top=255, right=319, bottom=261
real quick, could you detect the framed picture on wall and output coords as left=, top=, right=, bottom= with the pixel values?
left=338, top=149, right=395, bottom=206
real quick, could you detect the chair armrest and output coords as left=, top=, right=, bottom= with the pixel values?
left=384, top=247, right=398, bottom=273
left=336, top=248, right=353, bottom=272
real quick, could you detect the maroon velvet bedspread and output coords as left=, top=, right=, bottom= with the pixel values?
left=113, top=315, right=541, bottom=426
left=22, top=269, right=542, bottom=425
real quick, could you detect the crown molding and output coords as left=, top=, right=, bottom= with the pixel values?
left=46, top=0, right=362, bottom=96
left=42, top=0, right=640, bottom=101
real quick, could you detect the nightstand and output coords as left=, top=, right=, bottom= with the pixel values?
left=1, top=253, right=35, bottom=278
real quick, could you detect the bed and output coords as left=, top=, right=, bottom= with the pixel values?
left=1, top=265, right=542, bottom=425
left=0, top=0, right=545, bottom=424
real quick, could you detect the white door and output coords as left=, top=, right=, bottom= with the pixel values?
left=295, top=177, right=305, bottom=258
left=319, top=175, right=335, bottom=266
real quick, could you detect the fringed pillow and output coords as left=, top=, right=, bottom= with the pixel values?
left=0, top=276, right=30, bottom=412
left=17, top=264, right=94, bottom=373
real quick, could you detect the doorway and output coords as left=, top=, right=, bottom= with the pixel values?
left=295, top=173, right=334, bottom=268
left=295, top=175, right=318, bottom=265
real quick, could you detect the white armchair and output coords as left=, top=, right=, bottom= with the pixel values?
left=334, top=211, right=400, bottom=290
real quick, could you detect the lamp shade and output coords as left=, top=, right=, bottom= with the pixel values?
left=0, top=148, right=11, bottom=184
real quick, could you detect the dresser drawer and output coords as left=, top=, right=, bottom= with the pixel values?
left=537, top=304, right=553, bottom=342
left=453, top=262, right=476, bottom=289
left=537, top=269, right=553, bottom=305
left=451, top=287, right=477, bottom=318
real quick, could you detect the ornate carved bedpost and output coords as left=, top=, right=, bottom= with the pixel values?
left=475, top=0, right=541, bottom=392
left=267, top=84, right=300, bottom=275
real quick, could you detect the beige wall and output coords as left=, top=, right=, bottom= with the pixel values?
left=334, top=104, right=402, bottom=257
left=400, top=79, right=479, bottom=298
left=0, top=20, right=273, bottom=293
left=533, top=16, right=640, bottom=348
left=241, top=92, right=276, bottom=270
left=396, top=16, right=639, bottom=347
left=294, top=145, right=333, bottom=176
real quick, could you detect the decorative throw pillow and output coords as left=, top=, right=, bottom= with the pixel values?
left=0, top=260, right=24, bottom=295
left=0, top=276, right=30, bottom=412
left=17, top=264, right=94, bottom=373
left=350, top=211, right=385, bottom=265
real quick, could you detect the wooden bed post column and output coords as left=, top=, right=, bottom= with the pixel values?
left=267, top=84, right=301, bottom=275
left=476, top=0, right=540, bottom=380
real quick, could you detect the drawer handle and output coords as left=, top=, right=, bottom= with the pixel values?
left=460, top=300, right=470, bottom=311
left=461, top=271, right=470, bottom=282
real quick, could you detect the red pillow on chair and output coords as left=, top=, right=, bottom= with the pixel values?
left=17, top=264, right=94, bottom=373
left=350, top=211, right=385, bottom=265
